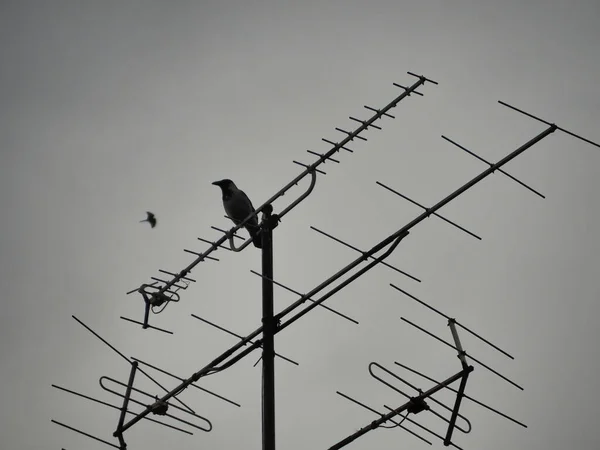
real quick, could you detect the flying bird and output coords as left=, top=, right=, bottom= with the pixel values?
left=212, top=179, right=262, bottom=248
left=140, top=211, right=157, bottom=228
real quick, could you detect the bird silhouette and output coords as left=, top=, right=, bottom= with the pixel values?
left=212, top=179, right=262, bottom=248
left=140, top=211, right=157, bottom=228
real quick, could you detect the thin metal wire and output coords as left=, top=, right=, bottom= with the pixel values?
left=52, top=385, right=192, bottom=434
left=364, top=105, right=394, bottom=119
left=394, top=362, right=527, bottom=428
left=307, top=150, right=340, bottom=163
left=441, top=135, right=545, bottom=199
left=158, top=269, right=196, bottom=282
left=322, top=138, right=354, bottom=152
left=376, top=181, right=481, bottom=240
left=212, top=225, right=246, bottom=240
left=382, top=406, right=464, bottom=450
left=310, top=226, right=421, bottom=282
left=183, top=246, right=220, bottom=262
left=190, top=314, right=299, bottom=366
left=393, top=83, right=424, bottom=96
left=51, top=420, right=120, bottom=449
left=183, top=248, right=220, bottom=261
left=99, top=376, right=212, bottom=432
left=119, top=316, right=173, bottom=334
left=150, top=277, right=188, bottom=290
left=400, top=317, right=523, bottom=390
left=126, top=282, right=157, bottom=295
left=349, top=116, right=382, bottom=130
left=275, top=231, right=409, bottom=333
left=407, top=72, right=439, bottom=85
left=72, top=316, right=195, bottom=414
left=293, top=160, right=327, bottom=175
left=336, top=127, right=368, bottom=141
left=328, top=366, right=470, bottom=450
left=498, top=101, right=600, bottom=149
left=130, top=357, right=241, bottom=407
left=249, top=270, right=359, bottom=324
left=336, top=391, right=432, bottom=445
left=390, top=283, right=515, bottom=360
left=197, top=237, right=231, bottom=250
left=369, top=362, right=472, bottom=434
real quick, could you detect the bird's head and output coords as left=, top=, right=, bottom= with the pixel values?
left=212, top=179, right=236, bottom=193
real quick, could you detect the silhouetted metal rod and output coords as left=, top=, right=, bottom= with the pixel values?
left=376, top=182, right=481, bottom=240
left=394, top=362, right=527, bottom=428
left=327, top=366, right=472, bottom=450
left=381, top=405, right=464, bottom=450
left=349, top=116, right=382, bottom=129
left=99, top=376, right=212, bottom=432
left=444, top=371, right=470, bottom=446
left=72, top=315, right=195, bottom=414
left=293, top=160, right=327, bottom=175
left=183, top=248, right=221, bottom=261
left=119, top=316, right=174, bottom=334
left=114, top=361, right=138, bottom=445
left=498, top=101, right=600, bottom=149
left=51, top=420, right=120, bottom=449
left=364, top=105, right=395, bottom=119
left=390, top=283, right=514, bottom=360
left=249, top=270, right=359, bottom=324
left=51, top=385, right=192, bottom=434
left=448, top=320, right=468, bottom=367
left=275, top=231, right=409, bottom=333
left=322, top=138, right=354, bottom=152
left=393, top=83, right=424, bottom=96
left=120, top=231, right=409, bottom=433
left=369, top=362, right=471, bottom=434
left=216, top=232, right=409, bottom=372
left=441, top=135, right=545, bottom=199
left=336, top=127, right=368, bottom=141
left=191, top=314, right=299, bottom=366
left=400, top=317, right=523, bottom=391
left=307, top=150, right=340, bottom=163
left=158, top=269, right=196, bottom=283
left=212, top=225, right=247, bottom=240
left=137, top=283, right=182, bottom=300
left=150, top=277, right=188, bottom=290
left=126, top=281, right=157, bottom=295
left=130, top=357, right=241, bottom=407
left=310, top=226, right=421, bottom=282
left=407, top=71, right=438, bottom=85
left=261, top=210, right=276, bottom=450
left=198, top=237, right=231, bottom=251
left=139, top=76, right=433, bottom=296
left=336, top=391, right=432, bottom=444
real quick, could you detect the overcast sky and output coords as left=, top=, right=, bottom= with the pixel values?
left=2, top=1, right=599, bottom=449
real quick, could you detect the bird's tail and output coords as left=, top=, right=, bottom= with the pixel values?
left=246, top=225, right=263, bottom=249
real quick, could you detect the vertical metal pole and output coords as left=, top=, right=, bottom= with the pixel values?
left=261, top=208, right=276, bottom=450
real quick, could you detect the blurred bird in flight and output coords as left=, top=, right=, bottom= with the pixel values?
left=140, top=211, right=157, bottom=228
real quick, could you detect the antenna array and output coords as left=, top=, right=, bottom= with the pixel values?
left=51, top=72, right=599, bottom=450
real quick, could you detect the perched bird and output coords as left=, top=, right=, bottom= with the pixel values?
left=212, top=179, right=262, bottom=248
left=140, top=211, right=157, bottom=228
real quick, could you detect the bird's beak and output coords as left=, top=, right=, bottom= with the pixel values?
left=212, top=180, right=222, bottom=186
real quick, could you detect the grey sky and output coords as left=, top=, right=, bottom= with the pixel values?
left=1, top=1, right=599, bottom=449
